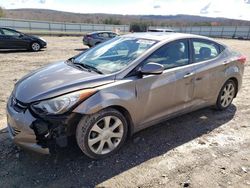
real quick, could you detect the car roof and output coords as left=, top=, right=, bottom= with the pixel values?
left=88, top=31, right=116, bottom=35
left=123, top=32, right=214, bottom=42
left=148, top=28, right=174, bottom=32
left=0, top=27, right=14, bottom=30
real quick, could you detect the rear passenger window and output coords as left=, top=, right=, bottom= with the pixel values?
left=109, top=33, right=117, bottom=38
left=192, top=40, right=220, bottom=63
left=98, top=33, right=109, bottom=38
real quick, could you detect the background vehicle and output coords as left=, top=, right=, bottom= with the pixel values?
left=83, top=31, right=118, bottom=47
left=148, top=28, right=174, bottom=32
left=7, top=33, right=245, bottom=159
left=0, top=27, right=47, bottom=51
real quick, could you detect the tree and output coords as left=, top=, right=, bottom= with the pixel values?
left=130, top=22, right=149, bottom=32
left=103, top=17, right=121, bottom=25
left=0, top=6, right=4, bottom=17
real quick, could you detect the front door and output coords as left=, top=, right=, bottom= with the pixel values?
left=135, top=39, right=196, bottom=126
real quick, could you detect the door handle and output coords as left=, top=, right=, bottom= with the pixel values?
left=223, top=60, right=229, bottom=65
left=183, top=72, right=194, bottom=78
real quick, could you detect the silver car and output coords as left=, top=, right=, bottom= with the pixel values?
left=83, top=31, right=118, bottom=47
left=6, top=33, right=246, bottom=159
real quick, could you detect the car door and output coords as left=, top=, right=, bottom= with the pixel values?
left=190, top=38, right=225, bottom=106
left=0, top=29, right=5, bottom=49
left=109, top=32, right=117, bottom=39
left=135, top=39, right=197, bottom=127
left=1, top=28, right=27, bottom=49
left=98, top=32, right=110, bottom=42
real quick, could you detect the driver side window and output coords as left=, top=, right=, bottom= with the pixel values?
left=143, top=39, right=190, bottom=69
left=2, top=29, right=20, bottom=36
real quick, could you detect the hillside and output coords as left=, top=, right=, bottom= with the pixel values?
left=3, top=8, right=250, bottom=26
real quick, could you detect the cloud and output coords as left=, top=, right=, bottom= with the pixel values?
left=39, top=0, right=46, bottom=4
left=244, top=0, right=250, bottom=4
left=200, top=2, right=211, bottom=14
left=153, top=5, right=161, bottom=9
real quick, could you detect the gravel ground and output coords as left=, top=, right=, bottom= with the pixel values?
left=0, top=37, right=250, bottom=188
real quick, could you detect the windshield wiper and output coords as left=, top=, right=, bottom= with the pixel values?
left=71, top=62, right=103, bottom=74
left=66, top=57, right=103, bottom=74
left=80, top=63, right=104, bottom=74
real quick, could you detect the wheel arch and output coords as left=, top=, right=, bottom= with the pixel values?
left=106, top=105, right=134, bottom=137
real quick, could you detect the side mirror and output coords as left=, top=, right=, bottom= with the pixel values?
left=18, top=33, right=24, bottom=38
left=140, top=62, right=164, bottom=75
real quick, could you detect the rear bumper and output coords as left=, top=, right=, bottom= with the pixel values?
left=83, top=40, right=90, bottom=46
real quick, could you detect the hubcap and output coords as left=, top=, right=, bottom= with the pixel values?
left=88, top=116, right=124, bottom=155
left=32, top=43, right=40, bottom=51
left=220, top=82, right=235, bottom=108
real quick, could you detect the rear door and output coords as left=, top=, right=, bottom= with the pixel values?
left=135, top=39, right=197, bottom=126
left=190, top=38, right=226, bottom=105
left=109, top=32, right=117, bottom=39
left=98, top=32, right=110, bottom=42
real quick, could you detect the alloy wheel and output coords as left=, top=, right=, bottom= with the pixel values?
left=220, top=82, right=235, bottom=108
left=88, top=116, right=124, bottom=155
left=32, top=43, right=40, bottom=51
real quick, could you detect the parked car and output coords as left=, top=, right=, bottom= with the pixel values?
left=148, top=28, right=174, bottom=32
left=83, top=31, right=118, bottom=47
left=7, top=32, right=245, bottom=159
left=0, top=27, right=47, bottom=51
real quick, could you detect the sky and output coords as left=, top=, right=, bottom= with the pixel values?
left=1, top=0, right=250, bottom=21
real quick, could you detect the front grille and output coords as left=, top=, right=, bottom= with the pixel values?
left=9, top=125, right=21, bottom=136
left=13, top=127, right=21, bottom=136
left=11, top=97, right=27, bottom=112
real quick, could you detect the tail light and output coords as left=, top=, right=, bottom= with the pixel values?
left=86, top=34, right=92, bottom=39
left=83, top=34, right=91, bottom=40
left=237, top=55, right=247, bottom=64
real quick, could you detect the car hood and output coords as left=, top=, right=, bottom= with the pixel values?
left=25, top=34, right=46, bottom=42
left=13, top=61, right=115, bottom=103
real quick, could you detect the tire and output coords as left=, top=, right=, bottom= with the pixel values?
left=76, top=108, right=128, bottom=159
left=30, top=42, right=41, bottom=52
left=216, top=79, right=236, bottom=110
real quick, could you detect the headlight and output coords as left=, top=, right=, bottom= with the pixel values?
left=31, top=89, right=96, bottom=115
left=39, top=37, right=46, bottom=43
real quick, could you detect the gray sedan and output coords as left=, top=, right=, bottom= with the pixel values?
left=7, top=32, right=245, bottom=159
left=83, top=31, right=118, bottom=47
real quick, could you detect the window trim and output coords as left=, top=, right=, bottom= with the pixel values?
left=1, top=28, right=20, bottom=36
left=190, top=38, right=222, bottom=64
left=142, top=39, right=191, bottom=70
left=126, top=38, right=192, bottom=77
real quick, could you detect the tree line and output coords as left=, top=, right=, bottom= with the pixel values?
left=0, top=7, right=4, bottom=17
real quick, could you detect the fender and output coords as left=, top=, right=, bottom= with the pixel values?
left=73, top=80, right=138, bottom=128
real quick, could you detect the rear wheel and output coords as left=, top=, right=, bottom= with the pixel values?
left=76, top=108, right=128, bottom=159
left=30, top=42, right=41, bottom=52
left=216, top=80, right=236, bottom=110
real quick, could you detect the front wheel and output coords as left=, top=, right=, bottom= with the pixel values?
left=76, top=108, right=128, bottom=159
left=30, top=42, right=41, bottom=52
left=216, top=80, right=236, bottom=110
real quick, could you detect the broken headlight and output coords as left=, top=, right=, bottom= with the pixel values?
left=31, top=89, right=96, bottom=115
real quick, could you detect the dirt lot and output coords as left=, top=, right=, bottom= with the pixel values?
left=0, top=37, right=250, bottom=188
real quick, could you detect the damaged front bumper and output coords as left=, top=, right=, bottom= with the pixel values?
left=6, top=96, right=81, bottom=154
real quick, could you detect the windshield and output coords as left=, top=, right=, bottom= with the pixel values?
left=74, top=37, right=157, bottom=74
